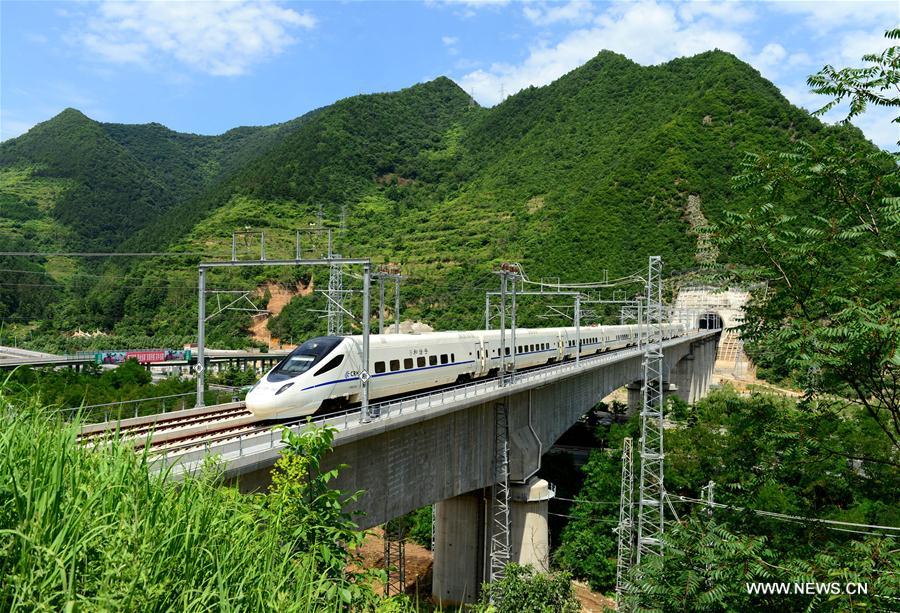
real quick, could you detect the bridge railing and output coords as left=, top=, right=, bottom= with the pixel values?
left=59, top=388, right=244, bottom=423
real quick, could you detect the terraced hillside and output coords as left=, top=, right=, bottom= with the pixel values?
left=0, top=50, right=866, bottom=350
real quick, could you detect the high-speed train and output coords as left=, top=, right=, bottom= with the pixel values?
left=245, top=323, right=687, bottom=419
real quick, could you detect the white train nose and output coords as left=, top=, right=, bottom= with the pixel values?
left=245, top=385, right=283, bottom=418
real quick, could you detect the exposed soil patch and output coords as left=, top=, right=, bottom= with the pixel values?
left=249, top=281, right=312, bottom=348
left=375, top=173, right=415, bottom=186
left=573, top=580, right=616, bottom=611
left=353, top=528, right=434, bottom=599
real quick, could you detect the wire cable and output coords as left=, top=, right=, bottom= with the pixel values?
left=553, top=496, right=620, bottom=505
left=548, top=512, right=620, bottom=523
left=670, top=494, right=900, bottom=538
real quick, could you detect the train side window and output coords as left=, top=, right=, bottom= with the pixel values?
left=313, top=354, right=344, bottom=377
left=429, top=355, right=438, bottom=366
left=375, top=361, right=386, bottom=374
left=404, top=358, right=413, bottom=369
left=390, top=359, right=400, bottom=372
left=451, top=353, right=455, bottom=362
left=440, top=354, right=449, bottom=364
left=417, top=356, right=426, bottom=367
left=505, top=347, right=510, bottom=355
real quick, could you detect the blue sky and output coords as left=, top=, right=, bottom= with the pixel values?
left=1, top=1, right=897, bottom=149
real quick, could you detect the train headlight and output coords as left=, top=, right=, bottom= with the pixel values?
left=275, top=382, right=295, bottom=395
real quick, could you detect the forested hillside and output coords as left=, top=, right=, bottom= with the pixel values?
left=0, top=49, right=869, bottom=350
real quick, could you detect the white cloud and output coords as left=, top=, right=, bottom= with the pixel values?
left=754, top=42, right=786, bottom=67
left=76, top=1, right=316, bottom=77
left=426, top=0, right=510, bottom=18
left=677, top=1, right=756, bottom=25
left=787, top=52, right=812, bottom=67
left=428, top=0, right=509, bottom=6
left=850, top=106, right=899, bottom=151
left=771, top=1, right=898, bottom=35
left=523, top=1, right=595, bottom=26
left=833, top=28, right=895, bottom=65
left=751, top=42, right=787, bottom=79
left=442, top=36, right=459, bottom=46
left=459, top=1, right=750, bottom=105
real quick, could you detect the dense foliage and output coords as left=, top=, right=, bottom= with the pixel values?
left=555, top=390, right=900, bottom=610
left=269, top=422, right=371, bottom=593
left=0, top=391, right=374, bottom=611
left=476, top=564, right=581, bottom=613
left=1, top=49, right=863, bottom=351
left=716, top=29, right=900, bottom=455
left=553, top=35, right=900, bottom=610
left=4, top=361, right=240, bottom=421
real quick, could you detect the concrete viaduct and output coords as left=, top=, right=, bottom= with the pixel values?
left=165, top=329, right=719, bottom=604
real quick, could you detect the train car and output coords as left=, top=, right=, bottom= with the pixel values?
left=245, top=322, right=687, bottom=419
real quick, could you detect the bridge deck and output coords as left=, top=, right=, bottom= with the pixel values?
left=159, top=330, right=719, bottom=479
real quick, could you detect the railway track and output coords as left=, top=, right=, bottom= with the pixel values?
left=79, top=404, right=258, bottom=449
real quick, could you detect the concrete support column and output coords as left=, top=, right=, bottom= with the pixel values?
left=626, top=381, right=643, bottom=414
left=510, top=478, right=554, bottom=572
left=691, top=344, right=701, bottom=402
left=707, top=340, right=716, bottom=388
left=705, top=342, right=713, bottom=394
left=433, top=479, right=555, bottom=607
left=670, top=353, right=695, bottom=403
left=698, top=341, right=710, bottom=398
left=626, top=380, right=677, bottom=414
left=433, top=490, right=485, bottom=606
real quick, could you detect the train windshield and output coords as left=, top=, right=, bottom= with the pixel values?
left=267, top=337, right=343, bottom=382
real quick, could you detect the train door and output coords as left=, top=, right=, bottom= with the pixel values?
left=474, top=342, right=488, bottom=377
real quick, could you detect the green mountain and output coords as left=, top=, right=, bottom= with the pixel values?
left=0, top=50, right=864, bottom=350
left=0, top=108, right=308, bottom=251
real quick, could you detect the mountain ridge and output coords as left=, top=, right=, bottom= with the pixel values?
left=0, top=50, right=869, bottom=349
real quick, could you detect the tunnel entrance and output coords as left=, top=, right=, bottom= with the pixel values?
left=699, top=312, right=723, bottom=330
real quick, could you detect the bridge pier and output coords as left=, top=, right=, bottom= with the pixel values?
left=432, top=477, right=553, bottom=606
left=669, top=337, right=717, bottom=404
left=625, top=380, right=677, bottom=413
left=432, top=489, right=484, bottom=605
left=624, top=338, right=719, bottom=410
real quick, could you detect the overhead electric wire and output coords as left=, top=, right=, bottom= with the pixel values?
left=670, top=494, right=900, bottom=538
left=548, top=512, right=620, bottom=523
left=553, top=496, right=620, bottom=506
left=0, top=251, right=221, bottom=258
left=0, top=281, right=266, bottom=292
left=520, top=274, right=645, bottom=290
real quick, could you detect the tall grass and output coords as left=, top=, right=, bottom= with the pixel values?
left=0, top=388, right=353, bottom=611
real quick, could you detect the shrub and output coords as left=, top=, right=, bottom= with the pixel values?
left=0, top=389, right=364, bottom=611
